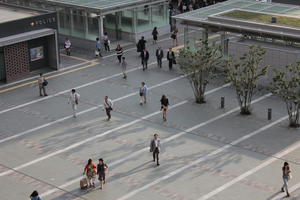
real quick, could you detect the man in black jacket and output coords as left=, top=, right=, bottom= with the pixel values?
left=137, top=36, right=146, bottom=53
left=141, top=48, right=149, bottom=71
left=156, top=46, right=164, bottom=68
left=167, top=48, right=175, bottom=70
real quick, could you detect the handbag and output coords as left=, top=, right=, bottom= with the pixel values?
left=42, top=80, right=48, bottom=86
left=173, top=59, right=177, bottom=64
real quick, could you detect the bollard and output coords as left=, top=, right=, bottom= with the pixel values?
left=221, top=97, right=225, bottom=109
left=268, top=108, right=272, bottom=120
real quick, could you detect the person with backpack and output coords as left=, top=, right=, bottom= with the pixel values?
left=150, top=133, right=161, bottom=166
left=102, top=32, right=110, bottom=51
left=37, top=73, right=48, bottom=97
left=152, top=27, right=158, bottom=44
left=139, top=82, right=148, bottom=105
left=68, top=89, right=80, bottom=118
left=116, top=44, right=123, bottom=64
left=30, top=191, right=43, bottom=200
left=83, top=159, right=97, bottom=188
left=137, top=36, right=146, bottom=53
left=103, top=96, right=113, bottom=121
left=160, top=95, right=169, bottom=121
left=97, top=158, right=108, bottom=189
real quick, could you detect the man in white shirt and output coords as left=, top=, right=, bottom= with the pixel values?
left=68, top=89, right=80, bottom=118
left=150, top=133, right=161, bottom=166
left=103, top=96, right=113, bottom=121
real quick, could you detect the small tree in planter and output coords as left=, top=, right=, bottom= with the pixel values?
left=177, top=41, right=222, bottom=104
left=224, top=46, right=269, bottom=114
left=270, top=63, right=300, bottom=127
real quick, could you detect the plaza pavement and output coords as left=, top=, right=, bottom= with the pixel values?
left=0, top=32, right=299, bottom=200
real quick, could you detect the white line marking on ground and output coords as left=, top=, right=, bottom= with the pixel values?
left=115, top=95, right=291, bottom=200
left=0, top=58, right=168, bottom=115
left=199, top=122, right=300, bottom=200
left=0, top=72, right=186, bottom=145
left=40, top=91, right=269, bottom=198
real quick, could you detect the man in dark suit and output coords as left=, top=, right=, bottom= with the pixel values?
left=167, top=48, right=175, bottom=70
left=141, top=48, right=149, bottom=71
left=156, top=46, right=164, bottom=68
left=150, top=133, right=161, bottom=166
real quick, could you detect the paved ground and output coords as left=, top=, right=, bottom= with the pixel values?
left=0, top=32, right=300, bottom=200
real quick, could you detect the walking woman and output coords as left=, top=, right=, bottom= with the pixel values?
left=121, top=57, right=127, bottom=79
left=160, top=95, right=169, bottom=121
left=97, top=158, right=108, bottom=189
left=83, top=159, right=97, bottom=188
left=103, top=96, right=113, bottom=121
left=281, top=162, right=291, bottom=197
left=116, top=44, right=123, bottom=64
left=102, top=32, right=110, bottom=51
left=171, top=29, right=178, bottom=47
left=152, top=27, right=158, bottom=44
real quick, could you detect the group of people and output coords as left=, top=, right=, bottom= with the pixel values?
left=82, top=158, right=108, bottom=189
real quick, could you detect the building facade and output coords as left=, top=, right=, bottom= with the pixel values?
left=1, top=0, right=170, bottom=44
left=0, top=3, right=59, bottom=83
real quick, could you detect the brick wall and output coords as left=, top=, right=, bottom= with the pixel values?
left=4, top=42, right=30, bottom=82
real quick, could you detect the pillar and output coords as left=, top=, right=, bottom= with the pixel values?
left=84, top=11, right=88, bottom=39
left=184, top=24, right=188, bottom=47
left=202, top=28, right=208, bottom=41
left=220, top=31, right=228, bottom=57
left=98, top=15, right=104, bottom=38
left=70, top=8, right=74, bottom=36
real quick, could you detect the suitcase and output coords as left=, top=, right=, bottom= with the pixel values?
left=80, top=177, right=88, bottom=189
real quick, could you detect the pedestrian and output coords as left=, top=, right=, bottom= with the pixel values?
left=64, top=37, right=71, bottom=56
left=150, top=133, right=161, bottom=166
left=281, top=162, right=291, bottom=197
left=156, top=46, right=164, bottom=68
left=171, top=29, right=178, bottom=46
left=102, top=32, right=110, bottom=51
left=137, top=36, right=146, bottom=53
left=95, top=37, right=103, bottom=57
left=103, top=96, right=113, bottom=121
left=167, top=48, right=176, bottom=70
left=97, top=158, right=108, bottom=189
left=37, top=73, right=48, bottom=97
left=116, top=44, right=123, bottom=64
left=141, top=48, right=149, bottom=71
left=83, top=159, right=97, bottom=188
left=121, top=57, right=127, bottom=79
left=30, top=190, right=43, bottom=200
left=152, top=27, right=158, bottom=44
left=160, top=95, right=169, bottom=121
left=139, top=82, right=148, bottom=105
left=68, top=89, right=80, bottom=118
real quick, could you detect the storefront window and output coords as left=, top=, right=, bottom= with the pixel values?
left=87, top=13, right=99, bottom=40
left=120, top=9, right=134, bottom=33
left=71, top=9, right=86, bottom=38
left=58, top=7, right=71, bottom=36
left=152, top=3, right=168, bottom=28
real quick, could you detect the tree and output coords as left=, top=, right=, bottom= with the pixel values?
left=177, top=41, right=222, bottom=104
left=224, top=46, right=269, bottom=115
left=270, top=63, right=300, bottom=127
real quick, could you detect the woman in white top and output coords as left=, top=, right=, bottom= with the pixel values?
left=64, top=37, right=71, bottom=56
left=103, top=96, right=113, bottom=121
left=68, top=89, right=80, bottom=118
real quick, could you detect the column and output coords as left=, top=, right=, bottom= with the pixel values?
left=184, top=24, right=188, bottom=47
left=220, top=31, right=228, bottom=57
left=84, top=10, right=88, bottom=39
left=98, top=15, right=104, bottom=38
left=70, top=8, right=74, bottom=36
left=202, top=28, right=208, bottom=41
left=149, top=5, right=153, bottom=28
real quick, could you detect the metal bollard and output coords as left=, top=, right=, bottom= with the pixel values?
left=268, top=108, right=272, bottom=120
left=221, top=97, right=225, bottom=109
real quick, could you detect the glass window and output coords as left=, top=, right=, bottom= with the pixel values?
left=136, top=6, right=151, bottom=33
left=87, top=13, right=99, bottom=40
left=120, top=9, right=134, bottom=33
left=58, top=7, right=71, bottom=36
left=152, top=3, right=168, bottom=28
left=71, top=9, right=86, bottom=38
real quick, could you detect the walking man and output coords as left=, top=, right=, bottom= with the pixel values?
left=139, top=82, right=148, bottom=105
left=281, top=162, right=291, bottom=197
left=103, top=96, right=113, bottom=121
left=95, top=37, right=103, bottom=57
left=137, top=36, right=146, bottom=53
left=37, top=73, right=48, bottom=96
left=68, top=89, right=80, bottom=118
left=97, top=158, right=108, bottom=189
left=150, top=133, right=161, bottom=166
left=156, top=46, right=164, bottom=68
left=102, top=32, right=110, bottom=52
left=167, top=48, right=176, bottom=70
left=141, top=48, right=149, bottom=71
left=121, top=57, right=127, bottom=79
